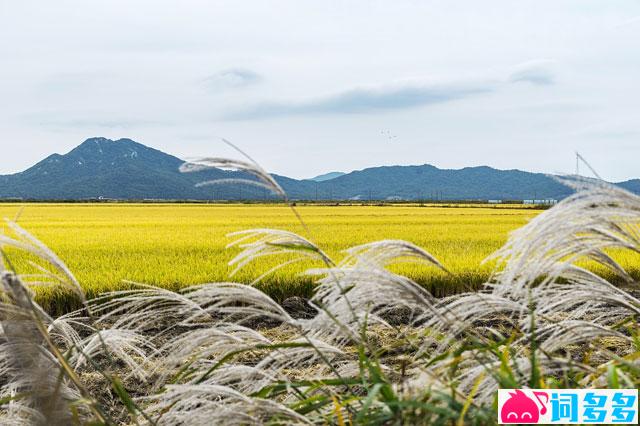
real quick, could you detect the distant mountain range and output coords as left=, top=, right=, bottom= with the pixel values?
left=0, top=137, right=638, bottom=201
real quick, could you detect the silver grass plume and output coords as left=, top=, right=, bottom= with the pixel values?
left=340, top=239, right=447, bottom=271
left=0, top=219, right=149, bottom=423
left=94, top=282, right=296, bottom=333
left=0, top=220, right=84, bottom=300
left=71, top=328, right=158, bottom=381
left=490, top=177, right=640, bottom=298
left=226, top=228, right=334, bottom=283
left=0, top=272, right=79, bottom=425
left=179, top=139, right=286, bottom=200
left=94, top=284, right=349, bottom=422
left=415, top=177, right=640, bottom=403
left=303, top=240, right=447, bottom=345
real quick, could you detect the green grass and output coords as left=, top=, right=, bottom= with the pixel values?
left=0, top=203, right=543, bottom=313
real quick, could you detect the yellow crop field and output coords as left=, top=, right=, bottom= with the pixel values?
left=0, top=203, right=545, bottom=312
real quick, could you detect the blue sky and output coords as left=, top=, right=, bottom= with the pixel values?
left=1, top=1, right=639, bottom=181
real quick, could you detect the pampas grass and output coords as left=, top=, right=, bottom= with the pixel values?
left=0, top=150, right=638, bottom=425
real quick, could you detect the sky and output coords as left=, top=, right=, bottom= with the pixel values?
left=1, top=1, right=639, bottom=181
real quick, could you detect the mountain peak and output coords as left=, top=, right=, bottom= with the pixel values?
left=65, top=137, right=169, bottom=163
left=84, top=137, right=112, bottom=144
left=73, top=136, right=136, bottom=150
left=71, top=137, right=114, bottom=154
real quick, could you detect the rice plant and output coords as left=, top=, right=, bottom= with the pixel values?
left=0, top=202, right=541, bottom=313
left=0, top=156, right=638, bottom=424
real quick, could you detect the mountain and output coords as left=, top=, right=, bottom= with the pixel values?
left=0, top=137, right=281, bottom=200
left=308, top=172, right=346, bottom=182
left=314, top=165, right=574, bottom=201
left=619, top=179, right=640, bottom=194
left=0, top=137, right=637, bottom=201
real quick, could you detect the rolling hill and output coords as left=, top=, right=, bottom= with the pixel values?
left=309, top=172, right=346, bottom=182
left=0, top=137, right=636, bottom=201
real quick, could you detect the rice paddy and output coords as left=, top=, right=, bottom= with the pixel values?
left=0, top=203, right=542, bottom=312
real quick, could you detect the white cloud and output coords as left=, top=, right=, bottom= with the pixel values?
left=225, top=80, right=496, bottom=119
left=509, top=60, right=556, bottom=86
left=202, top=69, right=262, bottom=90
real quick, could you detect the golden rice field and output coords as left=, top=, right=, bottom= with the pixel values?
left=1, top=203, right=638, bottom=314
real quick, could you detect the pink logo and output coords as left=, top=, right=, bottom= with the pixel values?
left=500, top=390, right=549, bottom=423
